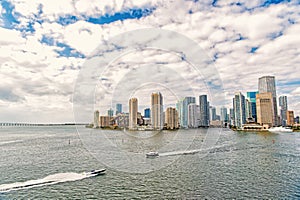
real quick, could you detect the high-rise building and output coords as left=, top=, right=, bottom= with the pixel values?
left=279, top=96, right=288, bottom=126
left=229, top=108, right=235, bottom=126
left=107, top=108, right=114, bottom=117
left=287, top=110, right=294, bottom=126
left=94, top=110, right=100, bottom=128
left=256, top=92, right=274, bottom=128
left=188, top=103, right=199, bottom=128
left=181, top=97, right=196, bottom=128
left=246, top=91, right=258, bottom=122
left=116, top=103, right=122, bottom=115
left=165, top=107, right=179, bottom=129
left=144, top=108, right=150, bottom=118
left=258, top=76, right=278, bottom=126
left=220, top=107, right=228, bottom=122
left=151, top=92, right=163, bottom=130
left=233, top=92, right=246, bottom=128
left=176, top=99, right=183, bottom=127
left=209, top=106, right=217, bottom=121
left=199, top=95, right=209, bottom=127
left=129, top=98, right=138, bottom=129
left=294, top=116, right=299, bottom=124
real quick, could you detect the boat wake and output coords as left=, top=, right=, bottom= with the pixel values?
left=0, top=140, right=23, bottom=146
left=0, top=171, right=102, bottom=193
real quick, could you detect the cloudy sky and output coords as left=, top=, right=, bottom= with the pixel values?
left=0, top=0, right=299, bottom=123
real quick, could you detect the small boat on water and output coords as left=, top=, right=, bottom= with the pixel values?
left=146, top=151, right=159, bottom=158
left=88, top=169, right=106, bottom=176
left=268, top=127, right=293, bottom=133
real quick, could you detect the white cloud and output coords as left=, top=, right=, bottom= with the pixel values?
left=1, top=0, right=300, bottom=122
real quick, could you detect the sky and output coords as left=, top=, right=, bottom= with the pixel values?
left=0, top=0, right=299, bottom=123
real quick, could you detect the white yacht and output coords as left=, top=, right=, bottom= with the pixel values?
left=146, top=151, right=159, bottom=158
left=268, top=127, right=293, bottom=133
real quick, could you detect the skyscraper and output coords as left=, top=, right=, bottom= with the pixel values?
left=258, top=76, right=278, bottom=126
left=116, top=103, right=122, bottom=115
left=181, top=97, right=196, bottom=128
left=151, top=92, right=163, bottom=130
left=279, top=96, right=288, bottom=126
left=287, top=110, right=294, bottom=126
left=107, top=108, right=114, bottom=117
left=256, top=92, right=274, bottom=127
left=94, top=110, right=100, bottom=128
left=129, top=98, right=138, bottom=129
left=188, top=103, right=199, bottom=128
left=165, top=107, right=179, bottom=129
left=199, top=95, right=209, bottom=127
left=233, top=92, right=246, bottom=128
left=246, top=91, right=258, bottom=121
left=220, top=107, right=228, bottom=122
left=144, top=108, right=150, bottom=118
left=209, top=106, right=217, bottom=121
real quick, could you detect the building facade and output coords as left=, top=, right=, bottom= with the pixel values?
left=116, top=103, right=122, bottom=115
left=258, top=76, right=278, bottom=126
left=151, top=92, right=163, bottom=130
left=287, top=110, right=294, bottom=126
left=279, top=96, right=288, bottom=126
left=181, top=97, right=196, bottom=128
left=94, top=110, right=100, bottom=128
left=256, top=92, right=274, bottom=128
left=129, top=98, right=138, bottom=129
left=165, top=107, right=179, bottom=129
left=246, top=92, right=258, bottom=122
left=188, top=103, right=199, bottom=128
left=199, top=95, right=209, bottom=127
left=233, top=92, right=246, bottom=128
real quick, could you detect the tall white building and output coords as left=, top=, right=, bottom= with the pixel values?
left=129, top=98, right=138, bottom=130
left=94, top=110, right=100, bottom=128
left=151, top=92, right=163, bottom=130
left=233, top=92, right=246, bottom=128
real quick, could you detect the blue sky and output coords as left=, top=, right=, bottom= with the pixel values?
left=0, top=0, right=299, bottom=122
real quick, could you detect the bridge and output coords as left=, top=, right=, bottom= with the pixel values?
left=0, top=123, right=88, bottom=127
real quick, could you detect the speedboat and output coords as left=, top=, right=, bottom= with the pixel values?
left=268, top=127, right=293, bottom=133
left=146, top=151, right=159, bottom=158
left=89, top=169, right=106, bottom=176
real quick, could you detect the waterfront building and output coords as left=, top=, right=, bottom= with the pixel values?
left=100, top=116, right=111, bottom=127
left=199, top=95, right=209, bottom=127
left=116, top=103, right=122, bottom=115
left=176, top=99, right=183, bottom=127
left=94, top=110, right=100, bottom=128
left=188, top=103, right=199, bottom=128
left=258, top=76, right=278, bottom=126
left=279, top=96, right=288, bottom=126
left=287, top=111, right=294, bottom=126
left=209, top=106, right=217, bottom=121
left=233, top=92, right=246, bottom=128
left=114, top=113, right=129, bottom=128
left=107, top=108, right=114, bottom=117
left=165, top=107, right=179, bottom=129
left=220, top=107, right=228, bottom=123
left=144, top=108, right=150, bottom=118
left=181, top=97, right=196, bottom=128
left=151, top=92, right=163, bottom=130
left=229, top=108, right=235, bottom=126
left=129, top=98, right=138, bottom=130
left=256, top=92, right=274, bottom=128
left=246, top=92, right=258, bottom=122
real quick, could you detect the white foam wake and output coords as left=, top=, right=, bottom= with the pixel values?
left=0, top=140, right=23, bottom=146
left=0, top=172, right=98, bottom=193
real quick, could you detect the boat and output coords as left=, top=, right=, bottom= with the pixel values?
left=146, top=151, right=159, bottom=158
left=268, top=127, right=293, bottom=133
left=88, top=169, right=106, bottom=176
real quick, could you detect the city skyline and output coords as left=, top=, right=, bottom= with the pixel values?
left=0, top=0, right=300, bottom=123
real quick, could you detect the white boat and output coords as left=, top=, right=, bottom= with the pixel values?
left=88, top=169, right=106, bottom=176
left=146, top=151, right=159, bottom=158
left=268, top=127, right=293, bottom=133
